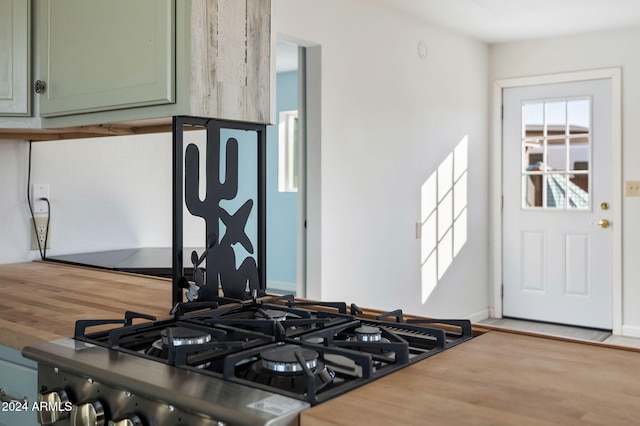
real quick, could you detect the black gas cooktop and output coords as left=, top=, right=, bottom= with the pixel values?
left=74, top=294, right=472, bottom=405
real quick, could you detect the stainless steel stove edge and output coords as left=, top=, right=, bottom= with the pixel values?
left=22, top=339, right=309, bottom=426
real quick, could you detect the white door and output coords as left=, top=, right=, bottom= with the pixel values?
left=502, top=79, right=613, bottom=330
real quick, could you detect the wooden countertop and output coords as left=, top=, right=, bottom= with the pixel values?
left=2, top=262, right=640, bottom=425
left=0, top=261, right=172, bottom=350
left=301, top=331, right=640, bottom=425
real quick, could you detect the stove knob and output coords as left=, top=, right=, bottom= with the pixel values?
left=107, top=415, right=144, bottom=426
left=70, top=400, right=106, bottom=426
left=37, top=389, right=70, bottom=424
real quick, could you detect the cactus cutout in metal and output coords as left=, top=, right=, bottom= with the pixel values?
left=184, top=136, right=259, bottom=300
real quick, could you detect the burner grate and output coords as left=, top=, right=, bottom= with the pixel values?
left=70, top=299, right=473, bottom=405
left=222, top=342, right=375, bottom=405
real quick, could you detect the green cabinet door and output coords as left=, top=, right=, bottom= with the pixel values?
left=0, top=0, right=30, bottom=116
left=38, top=0, right=175, bottom=117
left=0, top=345, right=37, bottom=426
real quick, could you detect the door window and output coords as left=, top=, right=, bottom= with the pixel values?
left=521, top=98, right=591, bottom=210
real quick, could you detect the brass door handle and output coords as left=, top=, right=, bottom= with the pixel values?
left=591, top=219, right=610, bottom=228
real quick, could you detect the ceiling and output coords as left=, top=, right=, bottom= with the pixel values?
left=276, top=0, right=640, bottom=72
left=378, top=0, right=640, bottom=43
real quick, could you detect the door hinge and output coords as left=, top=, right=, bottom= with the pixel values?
left=501, top=105, right=504, bottom=120
left=501, top=284, right=504, bottom=300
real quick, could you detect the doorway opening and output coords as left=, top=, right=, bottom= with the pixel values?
left=267, top=38, right=321, bottom=299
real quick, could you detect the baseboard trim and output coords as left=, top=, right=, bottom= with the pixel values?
left=621, top=324, right=640, bottom=338
left=465, top=308, right=490, bottom=323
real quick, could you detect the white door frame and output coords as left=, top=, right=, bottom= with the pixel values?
left=490, top=68, right=622, bottom=334
left=275, top=34, right=322, bottom=300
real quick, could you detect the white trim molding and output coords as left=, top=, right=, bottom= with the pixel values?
left=621, top=325, right=640, bottom=339
left=491, top=68, right=623, bottom=334
left=465, top=308, right=491, bottom=324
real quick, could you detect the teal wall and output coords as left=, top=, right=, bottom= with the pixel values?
left=197, top=71, right=298, bottom=291
left=219, top=127, right=258, bottom=268
left=266, top=71, right=299, bottom=292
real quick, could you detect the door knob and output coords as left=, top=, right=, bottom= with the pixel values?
left=591, top=219, right=610, bottom=228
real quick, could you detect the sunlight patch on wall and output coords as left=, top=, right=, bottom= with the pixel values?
left=420, top=136, right=469, bottom=303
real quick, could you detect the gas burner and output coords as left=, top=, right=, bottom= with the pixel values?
left=347, top=325, right=390, bottom=346
left=145, top=327, right=212, bottom=359
left=261, top=346, right=319, bottom=373
left=302, top=337, right=325, bottom=345
left=353, top=326, right=383, bottom=342
left=255, top=309, right=289, bottom=321
left=164, top=327, right=212, bottom=346
left=344, top=325, right=393, bottom=365
left=240, top=345, right=335, bottom=394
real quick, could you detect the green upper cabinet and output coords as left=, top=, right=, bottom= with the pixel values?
left=0, top=0, right=30, bottom=116
left=38, top=0, right=175, bottom=117
left=0, top=0, right=271, bottom=136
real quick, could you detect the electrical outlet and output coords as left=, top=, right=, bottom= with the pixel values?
left=31, top=216, right=51, bottom=250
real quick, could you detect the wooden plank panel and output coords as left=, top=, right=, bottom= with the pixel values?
left=246, top=0, right=271, bottom=123
left=216, top=0, right=247, bottom=120
left=189, top=0, right=219, bottom=118
left=188, top=0, right=270, bottom=122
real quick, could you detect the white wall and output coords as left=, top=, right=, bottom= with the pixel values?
left=491, top=26, right=640, bottom=336
left=275, top=0, right=490, bottom=318
left=0, top=134, right=174, bottom=260
left=0, top=0, right=491, bottom=321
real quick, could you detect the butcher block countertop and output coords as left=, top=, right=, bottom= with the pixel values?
left=0, top=261, right=172, bottom=350
left=2, top=262, right=640, bottom=425
left=301, top=330, right=640, bottom=426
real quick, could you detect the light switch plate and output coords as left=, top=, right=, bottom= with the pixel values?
left=32, top=184, right=50, bottom=213
left=625, top=181, right=640, bottom=197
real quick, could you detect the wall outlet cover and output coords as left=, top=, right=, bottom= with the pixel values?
left=31, top=216, right=51, bottom=250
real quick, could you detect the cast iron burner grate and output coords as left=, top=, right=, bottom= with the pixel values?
left=73, top=296, right=473, bottom=405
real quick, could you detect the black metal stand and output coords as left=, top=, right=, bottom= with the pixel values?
left=172, top=116, right=267, bottom=306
